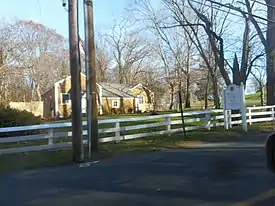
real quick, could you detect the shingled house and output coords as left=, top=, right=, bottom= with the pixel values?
left=41, top=73, right=154, bottom=118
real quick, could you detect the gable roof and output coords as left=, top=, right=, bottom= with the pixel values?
left=99, top=83, right=136, bottom=98
left=54, top=72, right=86, bottom=86
left=41, top=73, right=143, bottom=98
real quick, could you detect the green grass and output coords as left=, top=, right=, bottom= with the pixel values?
left=0, top=91, right=269, bottom=172
left=0, top=121, right=274, bottom=173
left=192, top=91, right=264, bottom=109
left=48, top=92, right=263, bottom=124
left=245, top=91, right=265, bottom=106
left=42, top=91, right=263, bottom=126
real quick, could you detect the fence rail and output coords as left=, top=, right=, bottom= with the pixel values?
left=0, top=105, right=274, bottom=155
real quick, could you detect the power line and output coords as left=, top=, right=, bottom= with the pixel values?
left=205, top=0, right=275, bottom=23
left=190, top=0, right=251, bottom=23
left=190, top=0, right=267, bottom=26
left=191, top=0, right=243, bottom=19
left=251, top=0, right=275, bottom=9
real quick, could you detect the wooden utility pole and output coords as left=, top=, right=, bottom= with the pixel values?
left=178, top=91, right=187, bottom=138
left=84, top=0, right=99, bottom=153
left=267, top=0, right=275, bottom=105
left=68, top=0, right=83, bottom=162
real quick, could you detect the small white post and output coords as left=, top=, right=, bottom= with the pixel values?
left=48, top=128, right=54, bottom=145
left=223, top=110, right=229, bottom=130
left=248, top=108, right=252, bottom=125
left=115, top=121, right=121, bottom=142
left=228, top=110, right=232, bottom=128
left=240, top=83, right=247, bottom=133
left=99, top=85, right=103, bottom=115
left=271, top=107, right=275, bottom=122
left=165, top=116, right=171, bottom=135
left=205, top=113, right=211, bottom=130
left=222, top=87, right=229, bottom=130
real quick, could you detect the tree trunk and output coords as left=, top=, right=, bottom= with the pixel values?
left=118, top=61, right=124, bottom=84
left=185, top=74, right=191, bottom=108
left=260, top=84, right=264, bottom=106
left=4, top=81, right=8, bottom=102
left=36, top=84, right=42, bottom=101
left=204, top=71, right=210, bottom=109
left=210, top=69, right=220, bottom=109
left=169, top=84, right=174, bottom=110
left=212, top=77, right=220, bottom=109
left=240, top=16, right=250, bottom=84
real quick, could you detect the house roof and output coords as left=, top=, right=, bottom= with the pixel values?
left=99, top=83, right=136, bottom=98
left=41, top=73, right=142, bottom=98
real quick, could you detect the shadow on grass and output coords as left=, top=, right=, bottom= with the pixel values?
left=0, top=150, right=74, bottom=173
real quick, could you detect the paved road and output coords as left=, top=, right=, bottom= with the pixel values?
left=1, top=137, right=275, bottom=205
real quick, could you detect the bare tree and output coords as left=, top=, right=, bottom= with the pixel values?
left=153, top=38, right=178, bottom=110
left=222, top=2, right=265, bottom=88
left=154, top=0, right=234, bottom=108
left=0, top=20, right=32, bottom=105
left=251, top=65, right=266, bottom=106
left=7, top=20, right=69, bottom=101
left=94, top=34, right=112, bottom=82
left=104, top=18, right=151, bottom=84
left=132, top=0, right=199, bottom=109
left=158, top=0, right=267, bottom=109
left=209, top=0, right=270, bottom=104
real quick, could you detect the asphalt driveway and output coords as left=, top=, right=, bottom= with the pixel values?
left=1, top=134, right=275, bottom=206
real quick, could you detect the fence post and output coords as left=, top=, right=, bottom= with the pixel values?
left=48, top=128, right=54, bottom=145
left=224, top=110, right=228, bottom=130
left=271, top=107, right=275, bottom=122
left=248, top=108, right=252, bottom=125
left=115, top=121, right=121, bottom=142
left=205, top=113, right=211, bottom=130
left=228, top=110, right=232, bottom=128
left=165, top=116, right=171, bottom=135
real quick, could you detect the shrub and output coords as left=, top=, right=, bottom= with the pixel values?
left=127, top=108, right=133, bottom=114
left=111, top=108, right=118, bottom=114
left=0, top=107, right=41, bottom=137
left=151, top=111, right=160, bottom=115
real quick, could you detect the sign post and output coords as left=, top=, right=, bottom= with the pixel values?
left=223, top=83, right=247, bottom=133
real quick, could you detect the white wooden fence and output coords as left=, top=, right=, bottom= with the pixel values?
left=0, top=105, right=274, bottom=155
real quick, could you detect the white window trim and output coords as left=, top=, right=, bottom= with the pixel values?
left=138, top=96, right=145, bottom=104
left=112, top=100, right=120, bottom=108
left=61, top=93, right=71, bottom=105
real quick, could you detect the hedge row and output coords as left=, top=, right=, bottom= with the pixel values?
left=0, top=107, right=41, bottom=138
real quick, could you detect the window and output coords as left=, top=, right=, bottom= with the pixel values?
left=138, top=96, right=145, bottom=104
left=61, top=93, right=71, bottom=104
left=112, top=100, right=119, bottom=108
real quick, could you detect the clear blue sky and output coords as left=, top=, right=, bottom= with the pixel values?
left=0, top=0, right=130, bottom=38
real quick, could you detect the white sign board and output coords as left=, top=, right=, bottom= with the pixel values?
left=222, top=83, right=247, bottom=133
left=224, top=84, right=241, bottom=110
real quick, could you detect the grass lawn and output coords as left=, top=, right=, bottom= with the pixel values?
left=192, top=92, right=263, bottom=109
left=46, top=92, right=263, bottom=125
left=245, top=92, right=265, bottom=106
left=0, top=121, right=274, bottom=173
left=0, top=91, right=268, bottom=173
